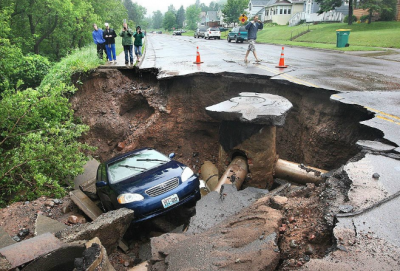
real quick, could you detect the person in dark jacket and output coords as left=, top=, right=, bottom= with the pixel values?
left=92, top=23, right=106, bottom=60
left=103, top=23, right=117, bottom=63
left=244, top=15, right=263, bottom=63
left=120, top=22, right=134, bottom=65
left=133, top=26, right=145, bottom=62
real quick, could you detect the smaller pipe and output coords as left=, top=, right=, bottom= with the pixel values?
left=274, top=159, right=328, bottom=184
left=214, top=156, right=248, bottom=192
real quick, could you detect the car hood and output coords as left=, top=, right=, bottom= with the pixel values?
left=109, top=161, right=186, bottom=195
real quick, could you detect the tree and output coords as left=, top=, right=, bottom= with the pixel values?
left=380, top=0, right=397, bottom=20
left=0, top=84, right=93, bottom=206
left=123, top=0, right=147, bottom=26
left=359, top=0, right=394, bottom=23
left=176, top=6, right=186, bottom=28
left=222, top=0, right=248, bottom=26
left=186, top=5, right=201, bottom=30
left=168, top=5, right=176, bottom=14
left=163, top=10, right=176, bottom=30
left=152, top=10, right=163, bottom=29
left=2, top=0, right=127, bottom=60
left=314, top=0, right=354, bottom=25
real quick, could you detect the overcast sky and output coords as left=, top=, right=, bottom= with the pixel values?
left=133, top=0, right=214, bottom=16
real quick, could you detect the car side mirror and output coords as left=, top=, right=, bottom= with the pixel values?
left=96, top=181, right=108, bottom=187
left=169, top=153, right=175, bottom=159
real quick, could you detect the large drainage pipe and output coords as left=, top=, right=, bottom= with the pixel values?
left=274, top=159, right=328, bottom=184
left=200, top=161, right=219, bottom=192
left=214, top=156, right=248, bottom=193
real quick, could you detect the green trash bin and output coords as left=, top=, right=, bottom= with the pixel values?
left=336, top=29, right=351, bottom=48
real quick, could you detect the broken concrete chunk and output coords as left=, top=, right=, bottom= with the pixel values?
left=57, top=208, right=134, bottom=254
left=271, top=196, right=288, bottom=210
left=205, top=92, right=293, bottom=126
left=35, top=214, right=68, bottom=236
left=150, top=198, right=282, bottom=271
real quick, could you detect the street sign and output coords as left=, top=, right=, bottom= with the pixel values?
left=239, top=14, right=248, bottom=23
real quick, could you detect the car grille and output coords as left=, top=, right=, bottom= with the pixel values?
left=145, top=178, right=179, bottom=197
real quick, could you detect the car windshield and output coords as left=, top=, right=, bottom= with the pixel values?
left=107, top=149, right=170, bottom=184
left=210, top=28, right=219, bottom=31
left=239, top=27, right=247, bottom=32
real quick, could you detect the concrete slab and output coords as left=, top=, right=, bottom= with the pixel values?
left=73, top=159, right=100, bottom=189
left=0, top=226, right=15, bottom=249
left=344, top=154, right=400, bottom=211
left=187, top=184, right=269, bottom=234
left=337, top=194, right=400, bottom=247
left=356, top=140, right=397, bottom=152
left=205, top=92, right=293, bottom=126
left=34, top=214, right=68, bottom=236
left=69, top=190, right=103, bottom=221
left=0, top=232, right=63, bottom=269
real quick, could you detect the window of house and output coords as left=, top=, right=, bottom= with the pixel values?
left=280, top=8, right=283, bottom=14
left=288, top=9, right=291, bottom=14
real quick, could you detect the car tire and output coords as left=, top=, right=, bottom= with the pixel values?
left=227, top=36, right=231, bottom=42
left=235, top=36, right=238, bottom=43
left=218, top=37, right=220, bottom=40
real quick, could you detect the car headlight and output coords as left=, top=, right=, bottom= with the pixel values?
left=117, top=193, right=144, bottom=204
left=181, top=167, right=194, bottom=182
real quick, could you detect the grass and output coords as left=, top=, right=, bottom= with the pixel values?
left=183, top=21, right=400, bottom=51
left=257, top=21, right=400, bottom=50
left=41, top=37, right=125, bottom=88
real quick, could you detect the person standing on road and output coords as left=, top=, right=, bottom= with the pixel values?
left=133, top=26, right=145, bottom=62
left=103, top=23, right=117, bottom=63
left=92, top=23, right=106, bottom=60
left=244, top=15, right=263, bottom=63
left=120, top=22, right=134, bottom=65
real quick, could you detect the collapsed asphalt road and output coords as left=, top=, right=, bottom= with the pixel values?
left=1, top=34, right=400, bottom=270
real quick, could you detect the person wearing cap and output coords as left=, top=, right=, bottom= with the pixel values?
left=120, top=22, right=134, bottom=65
left=92, top=23, right=106, bottom=60
left=103, top=23, right=117, bottom=63
left=133, top=26, right=145, bottom=62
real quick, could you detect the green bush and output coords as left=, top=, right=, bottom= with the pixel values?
left=0, top=38, right=51, bottom=93
left=0, top=84, right=94, bottom=207
left=360, top=15, right=370, bottom=22
left=344, top=15, right=357, bottom=23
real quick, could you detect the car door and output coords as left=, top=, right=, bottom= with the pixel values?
left=96, top=163, right=118, bottom=211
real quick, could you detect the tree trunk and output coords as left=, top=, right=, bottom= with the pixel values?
left=348, top=0, right=353, bottom=25
left=368, top=9, right=372, bottom=24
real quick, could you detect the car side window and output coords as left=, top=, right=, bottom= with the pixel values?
left=97, top=164, right=108, bottom=183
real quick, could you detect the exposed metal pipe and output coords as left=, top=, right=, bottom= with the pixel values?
left=214, top=156, right=248, bottom=193
left=274, top=159, right=328, bottom=184
left=200, top=161, right=219, bottom=192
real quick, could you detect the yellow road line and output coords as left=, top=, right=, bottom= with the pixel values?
left=376, top=115, right=400, bottom=125
left=333, top=94, right=400, bottom=126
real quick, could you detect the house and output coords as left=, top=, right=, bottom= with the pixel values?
left=247, top=0, right=270, bottom=21
left=198, top=12, right=207, bottom=26
left=264, top=0, right=305, bottom=25
left=289, top=0, right=348, bottom=25
left=246, top=0, right=348, bottom=26
left=205, top=11, right=220, bottom=27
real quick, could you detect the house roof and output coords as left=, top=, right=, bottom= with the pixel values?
left=250, top=0, right=270, bottom=6
left=206, top=11, right=218, bottom=21
left=271, top=0, right=292, bottom=6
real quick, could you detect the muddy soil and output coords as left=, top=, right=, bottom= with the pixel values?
left=0, top=68, right=384, bottom=270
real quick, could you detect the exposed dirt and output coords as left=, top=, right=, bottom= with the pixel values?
left=0, top=68, right=385, bottom=270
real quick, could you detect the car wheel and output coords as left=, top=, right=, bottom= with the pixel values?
left=235, top=36, right=238, bottom=43
left=218, top=37, right=220, bottom=40
left=227, top=36, right=231, bottom=42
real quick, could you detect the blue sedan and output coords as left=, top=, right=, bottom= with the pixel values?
left=96, top=148, right=200, bottom=222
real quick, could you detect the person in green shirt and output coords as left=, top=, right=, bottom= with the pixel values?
left=119, top=22, right=134, bottom=65
left=133, top=26, right=145, bottom=62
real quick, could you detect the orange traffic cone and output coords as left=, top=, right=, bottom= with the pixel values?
left=193, top=46, right=203, bottom=64
left=276, top=47, right=288, bottom=68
